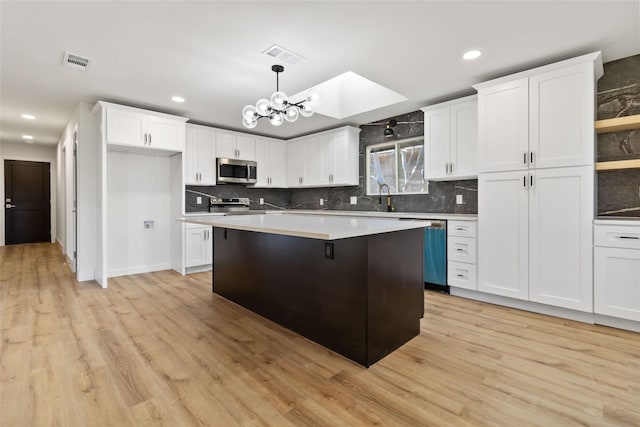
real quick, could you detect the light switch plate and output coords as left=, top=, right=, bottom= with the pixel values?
left=456, top=194, right=463, bottom=205
left=196, top=196, right=202, bottom=205
left=319, top=198, right=324, bottom=206
left=143, top=220, right=154, bottom=230
left=350, top=196, right=357, bottom=205
left=259, top=198, right=264, bottom=205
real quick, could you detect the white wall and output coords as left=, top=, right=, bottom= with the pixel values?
left=0, top=141, right=57, bottom=246
left=56, top=102, right=96, bottom=281
left=106, top=151, right=172, bottom=277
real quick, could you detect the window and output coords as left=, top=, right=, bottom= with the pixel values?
left=366, top=137, right=428, bottom=195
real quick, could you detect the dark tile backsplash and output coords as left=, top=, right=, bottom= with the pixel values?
left=597, top=54, right=640, bottom=217
left=186, top=110, right=478, bottom=215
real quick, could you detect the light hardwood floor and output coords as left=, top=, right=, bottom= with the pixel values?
left=1, top=243, right=639, bottom=426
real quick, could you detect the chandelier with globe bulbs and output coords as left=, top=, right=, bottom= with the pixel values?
left=242, top=65, right=318, bottom=128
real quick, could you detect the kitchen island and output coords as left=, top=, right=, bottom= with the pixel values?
left=180, top=214, right=427, bottom=367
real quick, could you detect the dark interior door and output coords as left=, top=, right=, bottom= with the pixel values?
left=4, top=160, right=51, bottom=245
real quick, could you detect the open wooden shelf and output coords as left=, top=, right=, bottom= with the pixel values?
left=595, top=114, right=640, bottom=134
left=595, top=159, right=640, bottom=171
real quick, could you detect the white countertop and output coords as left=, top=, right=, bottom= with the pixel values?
left=185, top=209, right=477, bottom=221
left=594, top=218, right=640, bottom=226
left=179, top=214, right=433, bottom=240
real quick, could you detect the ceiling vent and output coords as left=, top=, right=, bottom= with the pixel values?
left=262, top=44, right=304, bottom=65
left=62, top=51, right=91, bottom=71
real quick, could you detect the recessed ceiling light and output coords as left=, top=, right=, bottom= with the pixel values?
left=171, top=96, right=185, bottom=103
left=21, top=114, right=36, bottom=120
left=463, top=50, right=482, bottom=60
left=22, top=135, right=34, bottom=141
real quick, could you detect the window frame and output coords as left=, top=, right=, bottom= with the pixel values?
left=365, top=136, right=429, bottom=196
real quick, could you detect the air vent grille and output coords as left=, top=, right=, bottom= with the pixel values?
left=62, top=51, right=91, bottom=70
left=262, top=44, right=304, bottom=65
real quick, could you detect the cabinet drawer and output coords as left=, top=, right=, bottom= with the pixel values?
left=447, top=236, right=477, bottom=264
left=448, top=261, right=477, bottom=290
left=185, top=222, right=210, bottom=230
left=594, top=224, right=640, bottom=250
left=448, top=221, right=477, bottom=238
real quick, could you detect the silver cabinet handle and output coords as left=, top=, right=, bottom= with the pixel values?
left=148, top=134, right=151, bottom=145
left=456, top=273, right=465, bottom=277
left=530, top=175, right=534, bottom=188
left=530, top=152, right=534, bottom=164
left=144, top=133, right=148, bottom=144
left=456, top=248, right=465, bottom=252
left=456, top=227, right=465, bottom=231
left=450, top=163, right=454, bottom=174
left=523, top=152, right=527, bottom=165
left=523, top=176, right=527, bottom=188
left=618, top=235, right=640, bottom=240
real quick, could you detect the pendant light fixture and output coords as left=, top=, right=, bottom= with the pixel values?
left=242, top=65, right=318, bottom=128
left=384, top=119, right=397, bottom=137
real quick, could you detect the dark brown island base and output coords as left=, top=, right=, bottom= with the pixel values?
left=202, top=214, right=425, bottom=367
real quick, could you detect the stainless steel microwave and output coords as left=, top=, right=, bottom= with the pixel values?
left=216, top=158, right=257, bottom=184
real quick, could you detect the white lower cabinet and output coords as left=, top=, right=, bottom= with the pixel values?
left=447, top=221, right=477, bottom=290
left=185, top=224, right=212, bottom=269
left=594, top=223, right=640, bottom=322
left=478, top=166, right=593, bottom=311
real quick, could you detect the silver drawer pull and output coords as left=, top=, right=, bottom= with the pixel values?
left=456, top=227, right=465, bottom=231
left=619, top=236, right=640, bottom=240
left=456, top=274, right=465, bottom=278
left=456, top=248, right=465, bottom=252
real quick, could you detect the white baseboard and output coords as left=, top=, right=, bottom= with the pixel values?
left=594, top=314, right=640, bottom=333
left=107, top=262, right=171, bottom=278
left=185, top=264, right=212, bottom=275
left=450, top=287, right=595, bottom=324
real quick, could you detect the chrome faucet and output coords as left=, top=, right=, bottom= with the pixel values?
left=378, top=183, right=394, bottom=212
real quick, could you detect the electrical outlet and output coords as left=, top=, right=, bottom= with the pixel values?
left=259, top=198, right=264, bottom=205
left=350, top=196, right=357, bottom=205
left=456, top=194, right=463, bottom=205
left=143, top=220, right=154, bottom=230
left=319, top=198, right=324, bottom=206
left=196, top=196, right=202, bottom=205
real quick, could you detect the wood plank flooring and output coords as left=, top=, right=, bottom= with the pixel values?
left=1, top=243, right=639, bottom=426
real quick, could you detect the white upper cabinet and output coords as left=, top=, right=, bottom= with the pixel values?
left=103, top=103, right=186, bottom=152
left=422, top=95, right=477, bottom=180
left=215, top=132, right=256, bottom=161
left=318, top=127, right=360, bottom=186
left=287, top=136, right=321, bottom=187
left=255, top=138, right=287, bottom=188
left=475, top=52, right=602, bottom=173
left=529, top=63, right=594, bottom=168
left=477, top=79, right=529, bottom=173
left=185, top=125, right=216, bottom=185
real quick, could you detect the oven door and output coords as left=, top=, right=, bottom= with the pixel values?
left=217, top=158, right=257, bottom=184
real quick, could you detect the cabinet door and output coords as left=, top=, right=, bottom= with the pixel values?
left=319, top=134, right=334, bottom=185
left=185, top=127, right=200, bottom=184
left=528, top=166, right=593, bottom=311
left=204, top=228, right=213, bottom=264
left=254, top=138, right=270, bottom=187
left=287, top=141, right=304, bottom=187
left=185, top=227, right=207, bottom=267
left=478, top=171, right=529, bottom=299
left=424, top=107, right=451, bottom=180
left=236, top=135, right=256, bottom=161
left=106, top=108, right=147, bottom=147
left=147, top=116, right=184, bottom=151
left=216, top=132, right=236, bottom=158
left=302, top=137, right=320, bottom=186
left=529, top=63, right=594, bottom=169
left=450, top=100, right=478, bottom=178
left=595, top=247, right=640, bottom=322
left=477, top=78, right=528, bottom=173
left=269, top=140, right=288, bottom=187
left=196, top=129, right=216, bottom=185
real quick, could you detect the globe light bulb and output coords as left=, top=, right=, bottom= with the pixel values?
left=305, top=91, right=319, bottom=106
left=256, top=98, right=272, bottom=116
left=270, top=91, right=288, bottom=111
left=242, top=117, right=258, bottom=128
left=242, top=105, right=258, bottom=121
left=269, top=112, right=284, bottom=126
left=284, top=106, right=299, bottom=122
left=299, top=104, right=314, bottom=117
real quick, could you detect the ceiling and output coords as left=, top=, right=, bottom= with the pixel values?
left=1, top=1, right=639, bottom=147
